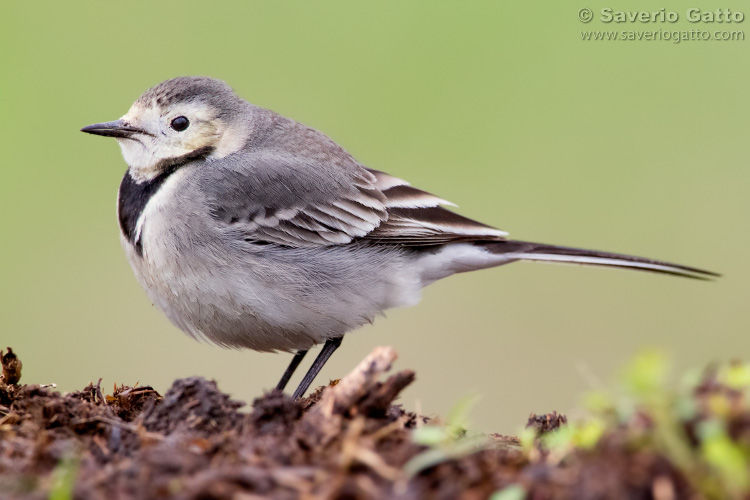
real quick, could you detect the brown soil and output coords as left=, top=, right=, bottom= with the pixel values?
left=0, top=347, right=743, bottom=499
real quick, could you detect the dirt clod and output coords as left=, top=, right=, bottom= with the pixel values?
left=1, top=348, right=22, bottom=385
left=143, top=377, right=243, bottom=435
left=526, top=411, right=568, bottom=434
left=1, top=347, right=750, bottom=499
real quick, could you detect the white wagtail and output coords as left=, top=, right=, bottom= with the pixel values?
left=81, top=77, right=717, bottom=399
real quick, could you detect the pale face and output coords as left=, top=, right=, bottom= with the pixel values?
left=82, top=77, right=253, bottom=182
left=117, top=99, right=225, bottom=181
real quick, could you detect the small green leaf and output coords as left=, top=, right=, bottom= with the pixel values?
left=404, top=434, right=488, bottom=477
left=412, top=425, right=449, bottom=447
left=403, top=447, right=453, bottom=477
left=445, top=392, right=481, bottom=432
left=622, top=350, right=669, bottom=397
left=721, top=363, right=750, bottom=391
left=542, top=425, right=574, bottom=452
left=583, top=390, right=612, bottom=413
left=518, top=427, right=537, bottom=452
left=574, top=419, right=605, bottom=449
left=48, top=455, right=79, bottom=500
left=698, top=419, right=750, bottom=492
left=490, top=484, right=526, bottom=500
left=674, top=395, right=698, bottom=421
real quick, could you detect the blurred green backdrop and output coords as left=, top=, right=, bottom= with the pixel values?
left=1, top=2, right=747, bottom=432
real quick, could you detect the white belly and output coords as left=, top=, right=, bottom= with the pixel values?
left=119, top=171, right=423, bottom=352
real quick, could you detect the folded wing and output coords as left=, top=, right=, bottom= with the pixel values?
left=207, top=157, right=506, bottom=248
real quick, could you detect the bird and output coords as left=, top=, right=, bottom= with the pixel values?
left=81, top=76, right=717, bottom=399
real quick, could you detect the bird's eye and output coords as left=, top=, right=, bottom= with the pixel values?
left=170, top=116, right=189, bottom=132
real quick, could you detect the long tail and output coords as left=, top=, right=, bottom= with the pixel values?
left=479, top=240, right=719, bottom=280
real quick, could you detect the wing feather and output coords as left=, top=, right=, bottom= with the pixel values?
left=209, top=157, right=505, bottom=247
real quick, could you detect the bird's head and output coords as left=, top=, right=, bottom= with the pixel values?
left=81, top=76, right=251, bottom=181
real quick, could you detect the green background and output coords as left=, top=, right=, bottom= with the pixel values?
left=2, top=2, right=747, bottom=432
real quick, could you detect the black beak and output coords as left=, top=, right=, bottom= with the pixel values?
left=80, top=120, right=150, bottom=138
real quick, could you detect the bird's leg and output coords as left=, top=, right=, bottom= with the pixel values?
left=275, top=349, right=309, bottom=392
left=291, top=337, right=343, bottom=400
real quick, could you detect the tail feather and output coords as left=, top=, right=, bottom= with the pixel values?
left=480, top=240, right=719, bottom=280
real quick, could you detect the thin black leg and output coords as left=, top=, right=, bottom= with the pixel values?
left=275, top=349, right=309, bottom=392
left=292, top=337, right=343, bottom=400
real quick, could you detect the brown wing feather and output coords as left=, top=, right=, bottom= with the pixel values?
left=362, top=169, right=507, bottom=245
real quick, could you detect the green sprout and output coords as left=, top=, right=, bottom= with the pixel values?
left=404, top=393, right=488, bottom=476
